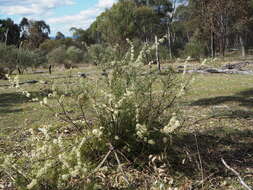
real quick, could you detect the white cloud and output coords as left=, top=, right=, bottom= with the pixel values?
left=0, top=0, right=75, bottom=15
left=97, top=0, right=116, bottom=8
left=0, top=0, right=116, bottom=36
left=48, top=0, right=117, bottom=35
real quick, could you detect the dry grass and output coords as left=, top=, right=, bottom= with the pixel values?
left=0, top=64, right=253, bottom=189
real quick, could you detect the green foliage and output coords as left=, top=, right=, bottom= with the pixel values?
left=87, top=44, right=117, bottom=65
left=0, top=44, right=18, bottom=72
left=47, top=46, right=67, bottom=65
left=159, top=45, right=172, bottom=61
left=20, top=17, right=50, bottom=49
left=0, top=18, right=20, bottom=46
left=0, top=43, right=46, bottom=75
left=32, top=50, right=48, bottom=68
left=39, top=39, right=59, bottom=54
left=70, top=27, right=95, bottom=45
left=66, top=46, right=83, bottom=63
left=55, top=31, right=65, bottom=40
left=133, top=6, right=160, bottom=42
left=1, top=41, right=187, bottom=189
left=40, top=38, right=78, bottom=54
left=46, top=44, right=85, bottom=66
left=183, top=39, right=205, bottom=58
left=94, top=1, right=136, bottom=46
left=87, top=47, right=182, bottom=153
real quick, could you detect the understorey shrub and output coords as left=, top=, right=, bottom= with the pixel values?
left=47, top=45, right=67, bottom=66
left=0, top=43, right=46, bottom=76
left=86, top=43, right=122, bottom=66
left=183, top=39, right=205, bottom=59
left=183, top=30, right=206, bottom=59
left=66, top=46, right=83, bottom=63
left=2, top=40, right=189, bottom=189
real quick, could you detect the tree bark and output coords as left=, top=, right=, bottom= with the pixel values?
left=219, top=36, right=225, bottom=57
left=155, top=36, right=161, bottom=72
left=239, top=34, right=246, bottom=57
left=167, top=22, right=172, bottom=59
left=4, top=28, right=9, bottom=46
left=211, top=31, right=215, bottom=58
left=146, top=0, right=149, bottom=6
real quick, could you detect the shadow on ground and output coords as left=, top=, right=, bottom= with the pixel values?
left=0, top=90, right=49, bottom=115
left=189, top=88, right=253, bottom=119
left=168, top=129, right=253, bottom=188
left=0, top=92, right=28, bottom=114
left=190, top=88, right=253, bottom=108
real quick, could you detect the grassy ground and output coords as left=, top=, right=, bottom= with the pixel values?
left=0, top=65, right=253, bottom=189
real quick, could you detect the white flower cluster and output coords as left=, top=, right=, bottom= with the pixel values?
left=73, top=119, right=86, bottom=125
left=201, top=58, right=207, bottom=65
left=126, top=39, right=135, bottom=63
left=39, top=86, right=59, bottom=107
left=1, top=155, right=13, bottom=171
left=136, top=123, right=148, bottom=138
left=58, top=136, right=90, bottom=181
left=28, top=127, right=55, bottom=160
left=40, top=97, right=48, bottom=106
left=134, top=43, right=150, bottom=67
left=6, top=74, right=31, bottom=98
left=161, top=114, right=180, bottom=134
left=136, top=123, right=155, bottom=145
left=97, top=88, right=134, bottom=122
left=6, top=75, right=57, bottom=106
left=25, top=127, right=92, bottom=189
left=92, top=128, right=103, bottom=138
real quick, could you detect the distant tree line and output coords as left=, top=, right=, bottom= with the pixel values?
left=0, top=17, right=50, bottom=49
left=71, top=0, right=253, bottom=58
left=0, top=17, right=86, bottom=75
left=1, top=0, right=253, bottom=77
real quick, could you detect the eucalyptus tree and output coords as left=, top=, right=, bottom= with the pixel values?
left=232, top=0, right=253, bottom=57
left=0, top=18, right=20, bottom=46
left=19, top=17, right=50, bottom=49
left=20, top=17, right=29, bottom=42
left=55, top=31, right=65, bottom=40
left=133, top=6, right=160, bottom=42
left=187, top=0, right=253, bottom=57
left=70, top=27, right=95, bottom=47
left=96, top=0, right=136, bottom=48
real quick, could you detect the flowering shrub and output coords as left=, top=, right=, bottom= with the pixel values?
left=1, top=40, right=189, bottom=189
left=5, top=74, right=31, bottom=98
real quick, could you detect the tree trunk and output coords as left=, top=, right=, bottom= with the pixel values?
left=219, top=35, right=225, bottom=57
left=239, top=34, right=246, bottom=57
left=211, top=31, right=215, bottom=58
left=4, top=28, right=9, bottom=46
left=49, top=65, right=52, bottom=74
left=155, top=36, right=161, bottom=72
left=146, top=0, right=149, bottom=6
left=167, top=23, right=172, bottom=60
left=220, top=14, right=226, bottom=57
left=186, top=31, right=190, bottom=42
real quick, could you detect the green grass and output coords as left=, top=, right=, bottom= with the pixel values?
left=0, top=65, right=253, bottom=189
left=187, top=74, right=253, bottom=99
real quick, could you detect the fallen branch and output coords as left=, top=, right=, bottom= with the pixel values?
left=221, top=158, right=252, bottom=190
left=114, top=150, right=130, bottom=185
left=179, top=68, right=253, bottom=75
left=222, top=61, right=253, bottom=70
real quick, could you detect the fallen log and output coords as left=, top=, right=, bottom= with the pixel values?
left=178, top=68, right=253, bottom=75
left=222, top=61, right=253, bottom=70
left=0, top=80, right=43, bottom=87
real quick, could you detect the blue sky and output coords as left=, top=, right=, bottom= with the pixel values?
left=0, top=0, right=116, bottom=36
